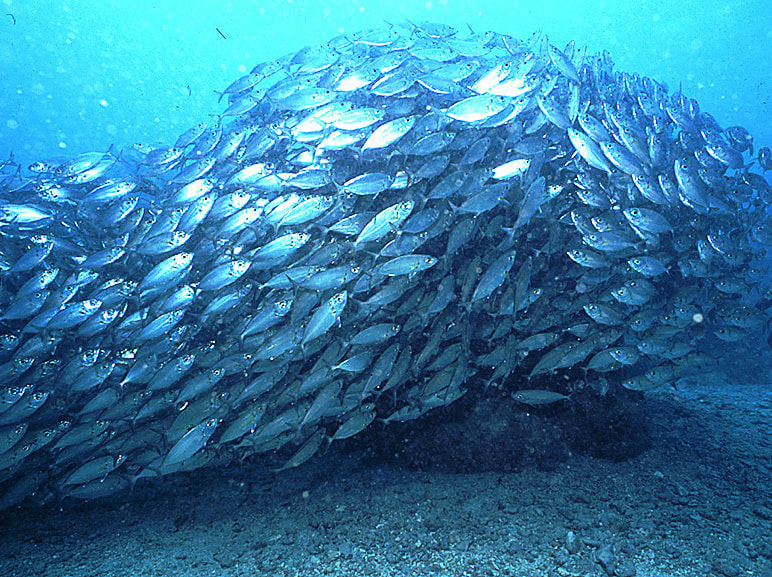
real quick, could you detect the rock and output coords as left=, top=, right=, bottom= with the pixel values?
left=614, top=558, right=636, bottom=576
left=212, top=546, right=237, bottom=568
left=595, top=543, right=616, bottom=575
left=566, top=530, right=581, bottom=554
left=711, top=558, right=741, bottom=577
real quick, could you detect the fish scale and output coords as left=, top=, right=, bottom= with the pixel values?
left=0, top=21, right=769, bottom=508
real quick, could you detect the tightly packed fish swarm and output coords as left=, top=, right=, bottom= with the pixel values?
left=1, top=22, right=770, bottom=508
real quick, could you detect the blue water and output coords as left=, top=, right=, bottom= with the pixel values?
left=1, top=0, right=770, bottom=167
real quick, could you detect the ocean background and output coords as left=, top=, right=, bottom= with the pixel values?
left=1, top=0, right=770, bottom=167
left=2, top=2, right=772, bottom=576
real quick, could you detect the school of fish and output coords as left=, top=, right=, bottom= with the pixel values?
left=1, top=21, right=771, bottom=509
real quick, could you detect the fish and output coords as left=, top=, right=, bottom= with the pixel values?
left=512, top=390, right=572, bottom=406
left=471, top=250, right=517, bottom=304
left=302, top=291, right=347, bottom=347
left=161, top=417, right=219, bottom=469
left=0, top=21, right=769, bottom=509
left=361, top=116, right=417, bottom=151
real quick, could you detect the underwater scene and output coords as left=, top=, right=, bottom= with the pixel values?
left=1, top=1, right=771, bottom=576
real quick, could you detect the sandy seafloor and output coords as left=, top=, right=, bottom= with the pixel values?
left=0, top=368, right=770, bottom=577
